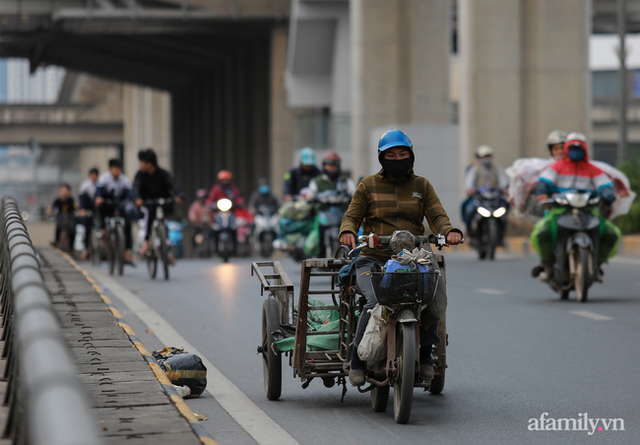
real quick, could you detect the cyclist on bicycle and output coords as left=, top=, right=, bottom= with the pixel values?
left=134, top=148, right=184, bottom=262
left=78, top=167, right=99, bottom=259
left=95, top=159, right=135, bottom=264
left=48, top=183, right=77, bottom=251
left=339, top=129, right=463, bottom=386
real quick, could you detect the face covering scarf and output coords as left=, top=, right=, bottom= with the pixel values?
left=568, top=147, right=585, bottom=162
left=381, top=158, right=413, bottom=178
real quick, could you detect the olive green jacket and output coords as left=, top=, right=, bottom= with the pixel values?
left=339, top=169, right=460, bottom=261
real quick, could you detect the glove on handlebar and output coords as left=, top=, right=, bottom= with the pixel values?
left=600, top=186, right=616, bottom=204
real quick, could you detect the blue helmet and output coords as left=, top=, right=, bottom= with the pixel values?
left=300, top=147, right=316, bottom=166
left=378, top=129, right=412, bottom=153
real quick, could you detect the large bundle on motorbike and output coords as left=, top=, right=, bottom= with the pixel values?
left=278, top=199, right=315, bottom=238
left=506, top=157, right=636, bottom=222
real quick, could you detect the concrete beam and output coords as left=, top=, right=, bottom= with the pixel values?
left=0, top=124, right=123, bottom=146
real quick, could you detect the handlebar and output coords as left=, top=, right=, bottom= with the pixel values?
left=349, top=232, right=463, bottom=256
left=142, top=197, right=175, bottom=206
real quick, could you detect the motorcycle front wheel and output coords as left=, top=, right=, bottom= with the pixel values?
left=575, top=247, right=591, bottom=303
left=393, top=323, right=416, bottom=424
left=488, top=220, right=499, bottom=260
left=260, top=233, right=274, bottom=257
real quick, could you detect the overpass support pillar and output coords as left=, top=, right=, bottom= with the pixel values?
left=123, top=85, right=172, bottom=176
left=271, top=24, right=296, bottom=199
left=351, top=0, right=451, bottom=180
left=79, top=147, right=120, bottom=178
left=459, top=0, right=591, bottom=171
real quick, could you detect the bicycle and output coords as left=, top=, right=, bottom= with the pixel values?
left=142, top=197, right=174, bottom=280
left=99, top=199, right=127, bottom=276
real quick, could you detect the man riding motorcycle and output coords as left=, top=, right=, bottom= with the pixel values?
left=248, top=178, right=279, bottom=213
left=338, top=129, right=463, bottom=386
left=530, top=133, right=621, bottom=280
left=307, top=152, right=356, bottom=198
left=308, top=152, right=356, bottom=257
left=207, top=170, right=251, bottom=257
left=283, top=147, right=321, bottom=201
left=462, top=145, right=509, bottom=240
left=546, top=130, right=568, bottom=162
left=207, top=170, right=245, bottom=208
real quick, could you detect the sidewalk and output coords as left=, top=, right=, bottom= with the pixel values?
left=38, top=248, right=214, bottom=445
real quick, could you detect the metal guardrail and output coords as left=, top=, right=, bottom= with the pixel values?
left=0, top=196, right=101, bottom=445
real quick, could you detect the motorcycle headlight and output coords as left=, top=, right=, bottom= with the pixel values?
left=477, top=207, right=492, bottom=218
left=565, top=192, right=589, bottom=208
left=217, top=198, right=233, bottom=212
left=493, top=207, right=507, bottom=218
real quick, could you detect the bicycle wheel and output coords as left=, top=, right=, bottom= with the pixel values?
left=91, top=231, right=101, bottom=265
left=108, top=230, right=116, bottom=276
left=158, top=223, right=170, bottom=280
left=116, top=225, right=125, bottom=276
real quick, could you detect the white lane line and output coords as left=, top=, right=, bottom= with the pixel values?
left=476, top=288, right=507, bottom=295
left=91, top=270, right=301, bottom=445
left=570, top=310, right=614, bottom=321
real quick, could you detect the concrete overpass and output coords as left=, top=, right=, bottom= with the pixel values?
left=0, top=104, right=123, bottom=146
left=0, top=0, right=292, bottom=203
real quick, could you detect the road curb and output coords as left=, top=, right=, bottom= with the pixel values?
left=55, top=249, right=218, bottom=445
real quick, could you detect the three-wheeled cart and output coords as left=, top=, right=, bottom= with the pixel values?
left=252, top=249, right=448, bottom=416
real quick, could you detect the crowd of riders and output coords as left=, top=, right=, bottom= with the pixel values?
left=49, top=131, right=633, bottom=284
left=49, top=148, right=184, bottom=266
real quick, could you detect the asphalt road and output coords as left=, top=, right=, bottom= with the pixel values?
left=84, top=250, right=640, bottom=445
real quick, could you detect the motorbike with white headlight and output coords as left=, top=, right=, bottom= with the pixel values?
left=470, top=188, right=508, bottom=260
left=253, top=203, right=279, bottom=257
left=212, top=198, right=237, bottom=262
left=539, top=191, right=602, bottom=302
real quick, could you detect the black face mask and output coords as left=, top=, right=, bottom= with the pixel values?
left=381, top=158, right=413, bottom=178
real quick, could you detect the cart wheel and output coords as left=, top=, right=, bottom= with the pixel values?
left=393, top=323, right=416, bottom=424
left=370, top=384, right=390, bottom=412
left=262, top=298, right=282, bottom=400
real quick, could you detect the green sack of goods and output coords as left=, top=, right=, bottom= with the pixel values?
left=303, top=217, right=320, bottom=257
left=274, top=299, right=357, bottom=353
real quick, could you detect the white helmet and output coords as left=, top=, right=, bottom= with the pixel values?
left=475, top=145, right=494, bottom=158
left=566, top=132, right=587, bottom=143
left=546, top=130, right=567, bottom=147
